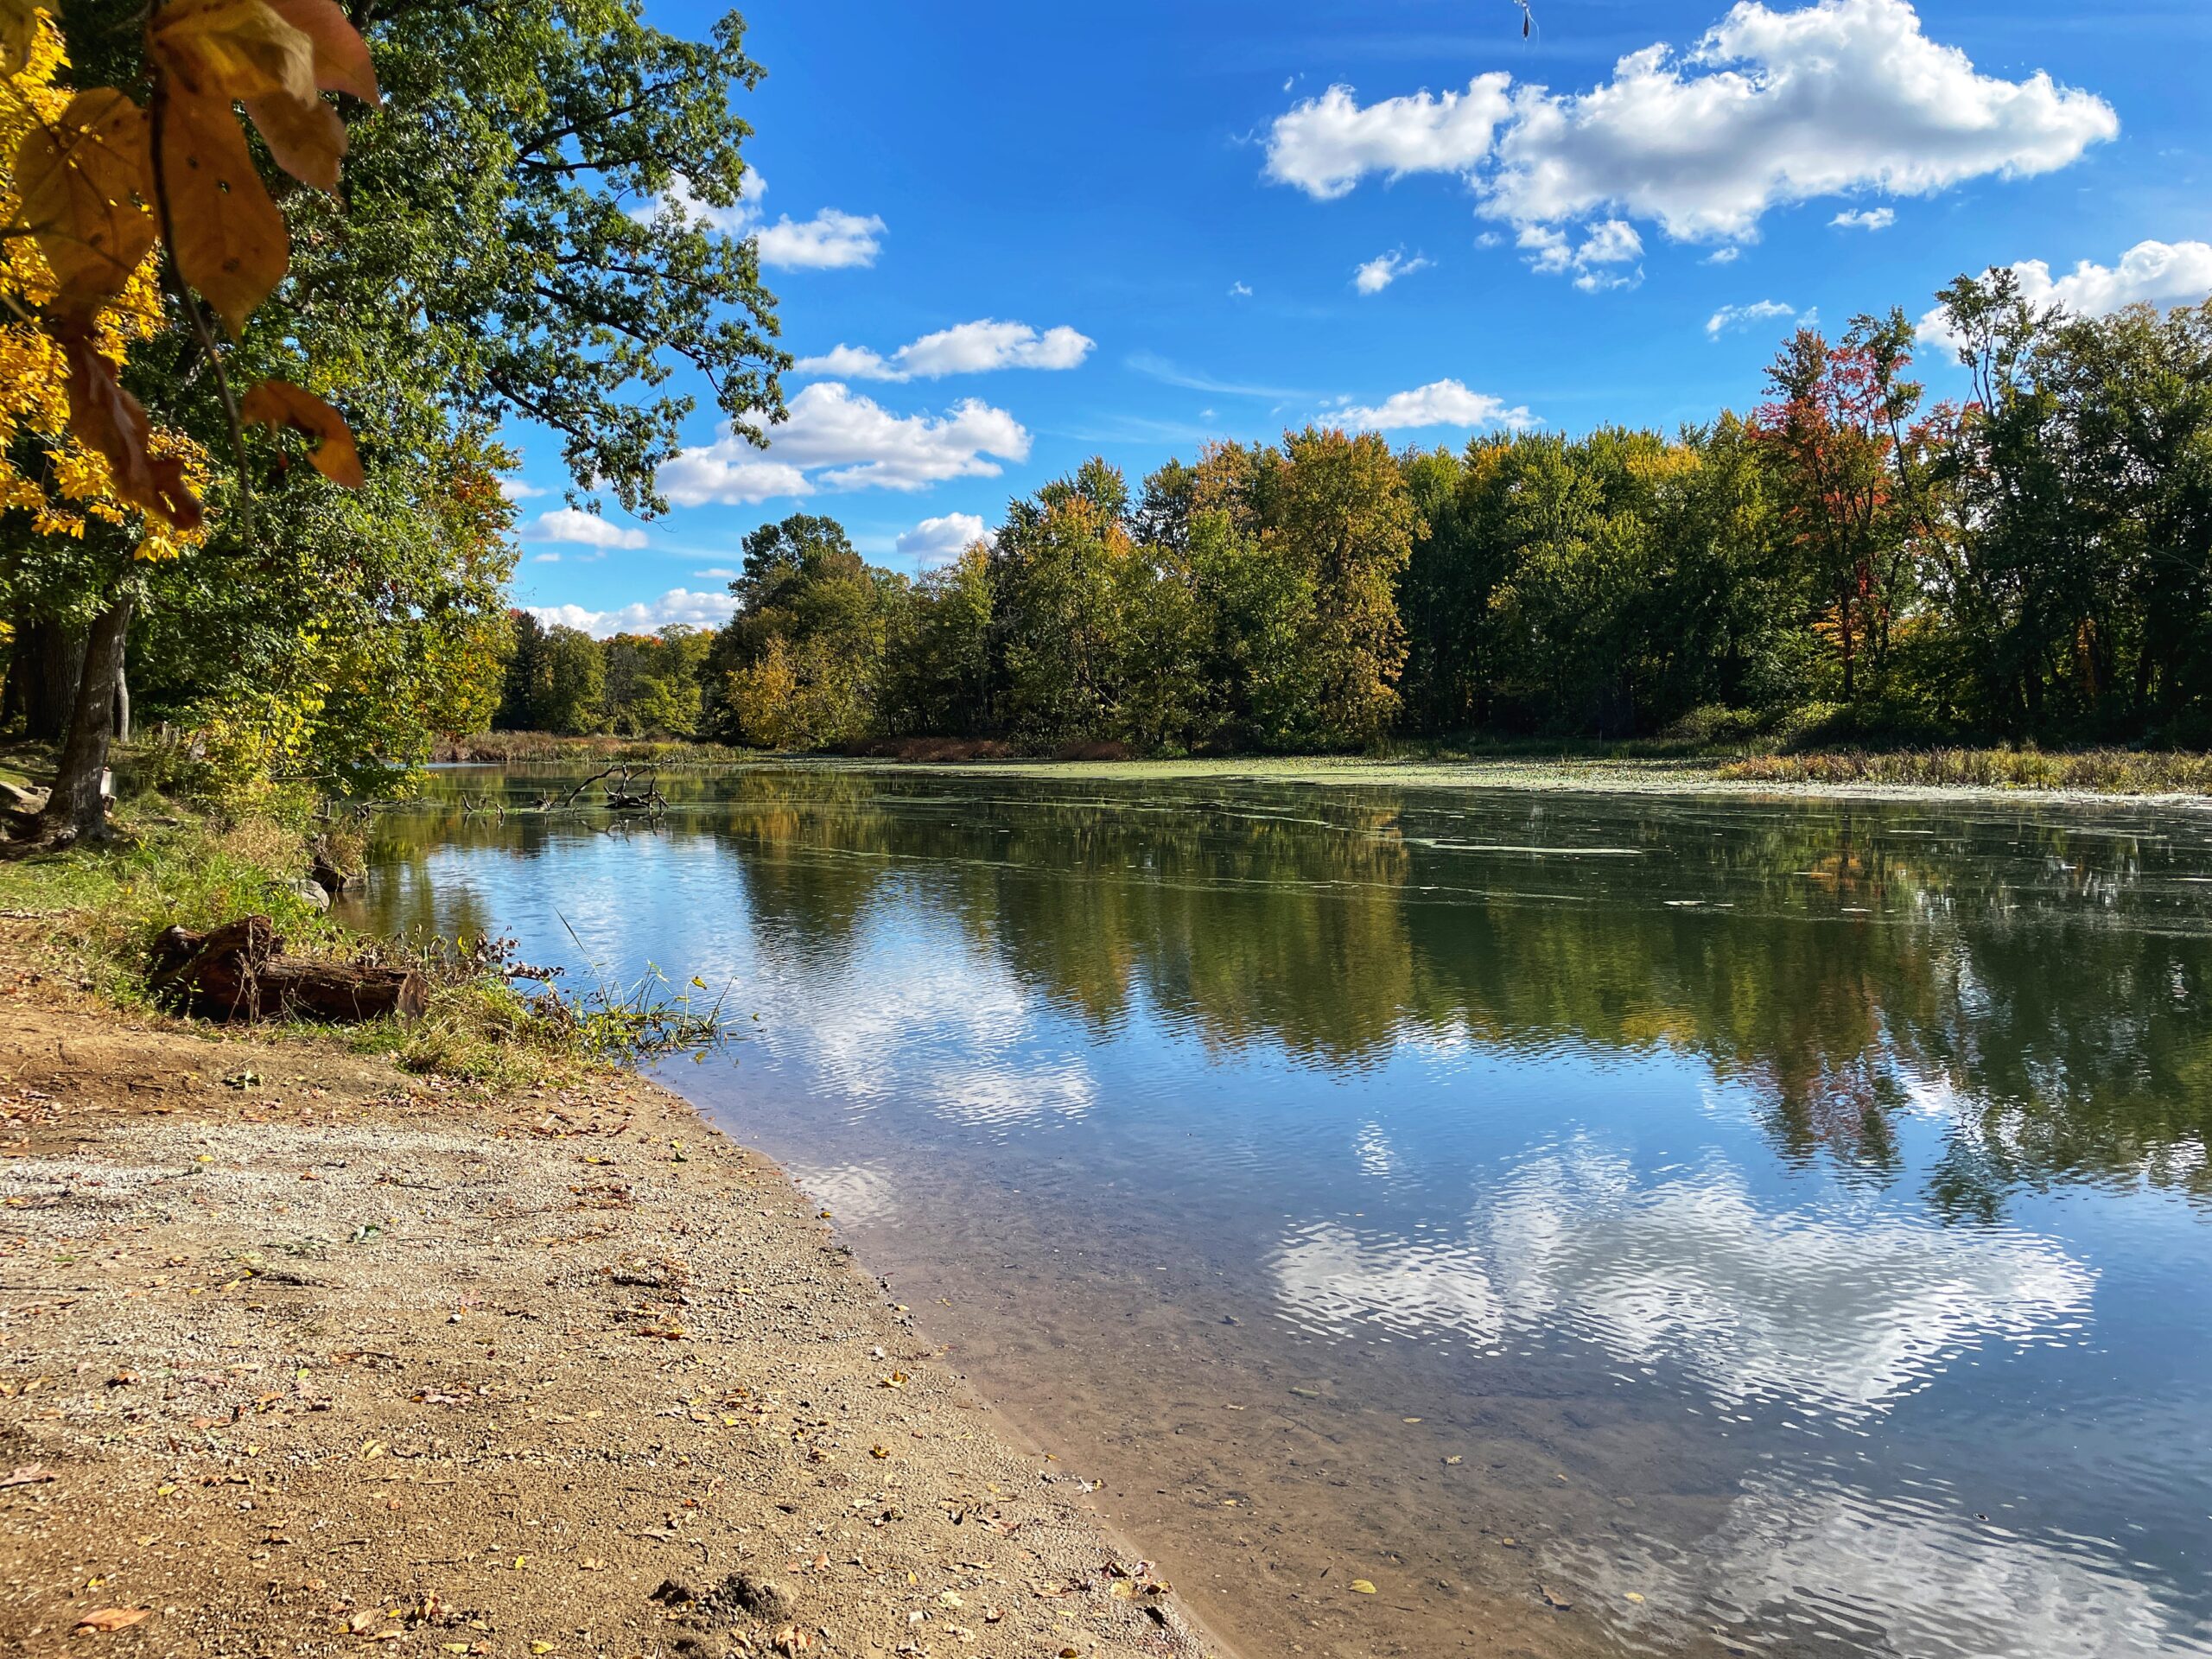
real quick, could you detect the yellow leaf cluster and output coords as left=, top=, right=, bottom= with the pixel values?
left=0, top=11, right=207, bottom=559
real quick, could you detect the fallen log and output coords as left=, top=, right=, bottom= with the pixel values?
left=149, top=915, right=429, bottom=1023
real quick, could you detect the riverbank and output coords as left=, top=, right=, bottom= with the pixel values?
left=424, top=734, right=2212, bottom=803
left=0, top=923, right=1214, bottom=1659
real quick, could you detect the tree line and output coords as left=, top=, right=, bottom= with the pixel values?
left=500, top=283, right=2212, bottom=754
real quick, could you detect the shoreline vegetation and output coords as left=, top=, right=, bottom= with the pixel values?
left=416, top=730, right=2212, bottom=801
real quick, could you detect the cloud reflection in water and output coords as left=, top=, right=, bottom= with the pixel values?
left=1271, top=1143, right=2095, bottom=1417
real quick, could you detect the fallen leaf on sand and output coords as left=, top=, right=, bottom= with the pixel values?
left=0, top=1464, right=54, bottom=1487
left=1443, top=1455, right=1463, bottom=1465
left=1350, top=1580, right=1376, bottom=1595
left=1541, top=1584, right=1573, bottom=1611
left=76, top=1609, right=153, bottom=1632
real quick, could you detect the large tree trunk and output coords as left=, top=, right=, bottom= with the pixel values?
left=4, top=618, right=86, bottom=742
left=38, top=598, right=131, bottom=845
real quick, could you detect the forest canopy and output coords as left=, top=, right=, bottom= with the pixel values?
left=499, top=283, right=2212, bottom=757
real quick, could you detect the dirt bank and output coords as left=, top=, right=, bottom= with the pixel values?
left=0, top=929, right=1215, bottom=1659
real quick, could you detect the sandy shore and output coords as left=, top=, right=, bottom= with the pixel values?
left=0, top=929, right=1217, bottom=1659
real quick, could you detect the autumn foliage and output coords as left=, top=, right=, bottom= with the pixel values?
left=2, top=0, right=376, bottom=530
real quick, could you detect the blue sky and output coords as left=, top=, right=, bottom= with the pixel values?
left=514, top=0, right=2210, bottom=635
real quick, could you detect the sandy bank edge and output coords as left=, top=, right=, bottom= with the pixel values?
left=0, top=933, right=1228, bottom=1659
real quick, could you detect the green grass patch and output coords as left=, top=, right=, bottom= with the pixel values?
left=0, top=802, right=734, bottom=1087
left=1715, top=747, right=2212, bottom=794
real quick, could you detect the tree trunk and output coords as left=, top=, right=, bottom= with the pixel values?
left=6, top=618, right=86, bottom=742
left=39, top=598, right=131, bottom=845
left=1839, top=584, right=1856, bottom=703
left=113, top=651, right=130, bottom=741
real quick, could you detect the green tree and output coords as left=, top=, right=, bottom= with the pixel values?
left=880, top=545, right=995, bottom=738
left=714, top=514, right=900, bottom=749
left=993, top=461, right=1132, bottom=747
left=10, top=0, right=789, bottom=828
left=527, top=625, right=606, bottom=735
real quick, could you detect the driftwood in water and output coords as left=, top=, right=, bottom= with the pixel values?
left=552, top=763, right=668, bottom=813
left=150, top=916, right=429, bottom=1023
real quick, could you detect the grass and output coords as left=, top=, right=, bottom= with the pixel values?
left=0, top=798, right=735, bottom=1087
left=1714, top=747, right=2212, bottom=794
left=430, top=732, right=745, bottom=766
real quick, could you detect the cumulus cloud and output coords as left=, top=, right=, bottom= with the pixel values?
left=524, top=588, right=739, bottom=639
left=499, top=477, right=546, bottom=502
left=658, top=381, right=1032, bottom=508
left=1353, top=249, right=1433, bottom=295
left=1833, top=206, right=1897, bottom=231
left=655, top=169, right=884, bottom=270
left=895, top=512, right=993, bottom=567
left=893, top=512, right=990, bottom=570
left=1919, top=238, right=2212, bottom=345
left=1707, top=298, right=1802, bottom=338
left=1333, top=378, right=1536, bottom=432
left=522, top=507, right=648, bottom=550
left=1264, top=0, right=2116, bottom=264
left=754, top=208, right=887, bottom=270
left=1266, top=73, right=1514, bottom=200
left=1521, top=219, right=1643, bottom=289
left=795, top=320, right=1094, bottom=382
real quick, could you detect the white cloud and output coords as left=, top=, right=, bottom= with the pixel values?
left=655, top=170, right=884, bottom=270
left=499, top=478, right=546, bottom=502
left=525, top=588, right=738, bottom=639
left=656, top=452, right=814, bottom=507
left=1918, top=238, right=2212, bottom=346
left=1833, top=206, right=1897, bottom=231
left=530, top=552, right=560, bottom=563
left=693, top=567, right=740, bottom=581
left=795, top=320, right=1094, bottom=383
left=1707, top=298, right=1801, bottom=338
left=1353, top=249, right=1433, bottom=295
left=522, top=506, right=648, bottom=550
left=1265, top=0, right=2117, bottom=259
left=1265, top=73, right=1514, bottom=200
left=658, top=381, right=1032, bottom=508
left=895, top=512, right=994, bottom=567
left=754, top=207, right=887, bottom=270
left=1228, top=280, right=1254, bottom=298
left=1704, top=245, right=1743, bottom=264
left=1333, top=378, right=1536, bottom=431
left=1520, top=219, right=1644, bottom=290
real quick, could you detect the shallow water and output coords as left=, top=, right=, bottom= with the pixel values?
left=346, top=765, right=2212, bottom=1659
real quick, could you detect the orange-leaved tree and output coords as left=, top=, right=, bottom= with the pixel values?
left=0, top=0, right=374, bottom=842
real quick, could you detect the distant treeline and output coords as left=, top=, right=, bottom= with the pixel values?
left=498, top=277, right=2212, bottom=753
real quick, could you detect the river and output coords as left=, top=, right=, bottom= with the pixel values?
left=342, top=763, right=2212, bottom=1659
